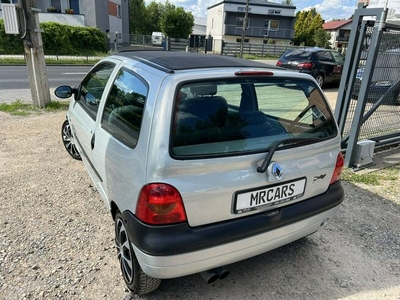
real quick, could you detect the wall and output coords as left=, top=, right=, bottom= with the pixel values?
left=38, top=13, right=85, bottom=27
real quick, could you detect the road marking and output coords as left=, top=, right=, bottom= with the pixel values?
left=62, top=73, right=87, bottom=75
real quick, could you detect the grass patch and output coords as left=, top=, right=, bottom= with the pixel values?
left=0, top=100, right=69, bottom=115
left=241, top=54, right=280, bottom=60
left=45, top=59, right=101, bottom=65
left=342, top=168, right=380, bottom=185
left=342, top=165, right=400, bottom=185
left=0, top=58, right=101, bottom=65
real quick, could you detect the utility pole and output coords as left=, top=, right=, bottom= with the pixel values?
left=239, top=0, right=250, bottom=58
left=18, top=0, right=51, bottom=108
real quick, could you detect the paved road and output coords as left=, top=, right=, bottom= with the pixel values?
left=0, top=64, right=339, bottom=106
left=0, top=65, right=92, bottom=90
left=0, top=65, right=92, bottom=103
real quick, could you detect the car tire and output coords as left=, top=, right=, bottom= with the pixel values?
left=115, top=211, right=161, bottom=295
left=315, top=74, right=324, bottom=88
left=61, top=119, right=81, bottom=160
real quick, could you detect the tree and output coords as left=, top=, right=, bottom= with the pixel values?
left=143, top=2, right=164, bottom=34
left=130, top=0, right=147, bottom=34
left=160, top=7, right=194, bottom=38
left=129, top=0, right=194, bottom=37
left=293, top=9, right=324, bottom=46
left=313, top=28, right=331, bottom=48
left=281, top=0, right=293, bottom=5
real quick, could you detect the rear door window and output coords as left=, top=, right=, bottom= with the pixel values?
left=172, top=79, right=336, bottom=158
left=317, top=51, right=335, bottom=62
left=101, top=68, right=148, bottom=148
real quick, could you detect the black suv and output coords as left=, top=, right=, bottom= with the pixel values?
left=277, top=47, right=344, bottom=87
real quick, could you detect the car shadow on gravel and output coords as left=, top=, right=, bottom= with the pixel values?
left=125, top=181, right=399, bottom=300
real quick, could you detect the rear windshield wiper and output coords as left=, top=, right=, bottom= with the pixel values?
left=257, top=138, right=320, bottom=173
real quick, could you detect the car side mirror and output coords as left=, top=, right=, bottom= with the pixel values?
left=54, top=86, right=76, bottom=99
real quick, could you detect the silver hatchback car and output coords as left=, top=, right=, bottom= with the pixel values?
left=56, top=51, right=344, bottom=295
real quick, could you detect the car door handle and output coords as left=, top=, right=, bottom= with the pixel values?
left=91, top=134, right=95, bottom=150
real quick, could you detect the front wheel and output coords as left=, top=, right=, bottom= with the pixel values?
left=61, top=119, right=81, bottom=160
left=315, top=74, right=324, bottom=88
left=115, top=212, right=161, bottom=295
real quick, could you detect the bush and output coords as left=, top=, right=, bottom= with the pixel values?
left=41, top=22, right=107, bottom=55
left=0, top=20, right=107, bottom=55
left=0, top=20, right=24, bottom=54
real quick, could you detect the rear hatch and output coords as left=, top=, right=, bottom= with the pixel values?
left=148, top=71, right=341, bottom=227
left=277, top=50, right=313, bottom=71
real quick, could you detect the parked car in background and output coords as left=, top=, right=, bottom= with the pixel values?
left=276, top=47, right=345, bottom=87
left=352, top=48, right=400, bottom=104
left=55, top=51, right=344, bottom=296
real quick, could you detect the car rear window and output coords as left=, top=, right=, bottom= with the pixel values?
left=171, top=78, right=337, bottom=157
left=283, top=50, right=312, bottom=60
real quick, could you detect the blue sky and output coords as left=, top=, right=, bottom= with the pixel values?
left=150, top=0, right=358, bottom=21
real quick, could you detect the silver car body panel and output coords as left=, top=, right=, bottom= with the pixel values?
left=133, top=206, right=340, bottom=279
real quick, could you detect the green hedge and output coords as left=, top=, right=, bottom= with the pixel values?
left=0, top=20, right=107, bottom=55
left=0, top=20, right=24, bottom=54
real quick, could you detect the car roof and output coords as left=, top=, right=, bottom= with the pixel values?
left=115, top=50, right=280, bottom=73
left=303, top=47, right=332, bottom=52
left=287, top=47, right=334, bottom=53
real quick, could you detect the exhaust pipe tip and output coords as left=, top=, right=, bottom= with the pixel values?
left=200, top=267, right=230, bottom=284
left=215, top=267, right=230, bottom=280
left=200, top=270, right=219, bottom=284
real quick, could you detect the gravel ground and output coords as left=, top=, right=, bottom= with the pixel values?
left=0, top=111, right=399, bottom=300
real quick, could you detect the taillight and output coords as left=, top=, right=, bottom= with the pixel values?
left=276, top=61, right=282, bottom=67
left=330, top=152, right=344, bottom=184
left=297, top=62, right=314, bottom=69
left=135, top=183, right=187, bottom=225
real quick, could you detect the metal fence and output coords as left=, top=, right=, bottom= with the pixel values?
left=220, top=42, right=306, bottom=57
left=335, top=7, right=400, bottom=167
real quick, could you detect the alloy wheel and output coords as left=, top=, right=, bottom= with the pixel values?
left=115, top=217, right=134, bottom=284
left=61, top=120, right=81, bottom=160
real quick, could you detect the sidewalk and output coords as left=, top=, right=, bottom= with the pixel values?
left=0, top=88, right=57, bottom=104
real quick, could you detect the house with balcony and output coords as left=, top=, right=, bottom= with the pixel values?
left=206, top=0, right=296, bottom=53
left=0, top=0, right=129, bottom=45
left=322, top=19, right=352, bottom=53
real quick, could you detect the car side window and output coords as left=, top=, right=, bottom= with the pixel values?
left=332, top=51, right=344, bottom=64
left=317, top=51, right=334, bottom=62
left=101, top=68, right=148, bottom=149
left=78, top=63, right=115, bottom=120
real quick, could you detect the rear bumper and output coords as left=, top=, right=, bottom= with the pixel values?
left=122, top=181, right=344, bottom=278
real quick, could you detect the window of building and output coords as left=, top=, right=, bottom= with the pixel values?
left=265, top=20, right=279, bottom=30
left=236, top=17, right=250, bottom=29
left=50, top=0, right=61, bottom=12
left=264, top=20, right=279, bottom=35
left=237, top=7, right=251, bottom=12
left=236, top=38, right=249, bottom=43
left=263, top=39, right=276, bottom=44
left=116, top=4, right=121, bottom=17
left=268, top=9, right=281, bottom=15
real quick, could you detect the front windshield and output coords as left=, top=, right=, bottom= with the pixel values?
left=171, top=78, right=337, bottom=157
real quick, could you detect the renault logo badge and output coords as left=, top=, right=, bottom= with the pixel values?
left=271, top=162, right=283, bottom=181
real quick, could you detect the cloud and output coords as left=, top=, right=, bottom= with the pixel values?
left=145, top=0, right=218, bottom=17
left=299, top=0, right=357, bottom=20
left=145, top=0, right=357, bottom=20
